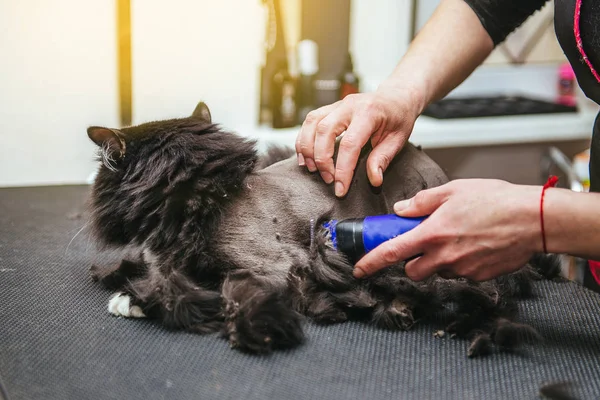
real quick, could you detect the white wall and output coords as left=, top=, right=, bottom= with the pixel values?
left=349, top=0, right=413, bottom=93
left=2, top=1, right=580, bottom=187
left=356, top=0, right=566, bottom=100
left=0, top=1, right=266, bottom=187
left=0, top=0, right=118, bottom=187
left=130, top=0, right=265, bottom=131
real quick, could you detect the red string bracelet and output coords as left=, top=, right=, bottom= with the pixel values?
left=540, top=175, right=559, bottom=253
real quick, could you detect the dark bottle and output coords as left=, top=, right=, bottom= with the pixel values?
left=271, top=59, right=298, bottom=128
left=338, top=52, right=360, bottom=100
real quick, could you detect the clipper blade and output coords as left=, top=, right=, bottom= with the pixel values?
left=309, top=218, right=337, bottom=250
left=321, top=219, right=338, bottom=250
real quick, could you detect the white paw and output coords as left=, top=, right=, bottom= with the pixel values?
left=107, top=292, right=146, bottom=318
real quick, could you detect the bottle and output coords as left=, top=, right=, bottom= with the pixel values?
left=270, top=58, right=298, bottom=128
left=296, top=40, right=319, bottom=124
left=557, top=62, right=576, bottom=107
left=573, top=149, right=590, bottom=192
left=338, top=52, right=360, bottom=100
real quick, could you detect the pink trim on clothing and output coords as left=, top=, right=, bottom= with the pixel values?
left=574, top=0, right=600, bottom=83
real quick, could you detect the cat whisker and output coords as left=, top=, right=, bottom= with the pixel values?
left=65, top=221, right=90, bottom=255
left=101, top=141, right=118, bottom=172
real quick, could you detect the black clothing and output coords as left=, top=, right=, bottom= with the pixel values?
left=462, top=0, right=549, bottom=46
left=463, top=0, right=600, bottom=105
left=463, top=0, right=600, bottom=189
left=464, top=0, right=600, bottom=290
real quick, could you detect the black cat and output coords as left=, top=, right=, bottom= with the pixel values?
left=87, top=101, right=562, bottom=355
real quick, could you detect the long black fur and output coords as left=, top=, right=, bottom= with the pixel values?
left=87, top=101, right=565, bottom=356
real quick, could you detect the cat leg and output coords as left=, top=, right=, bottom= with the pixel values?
left=467, top=332, right=492, bottom=358
left=90, top=258, right=145, bottom=291
left=124, top=268, right=223, bottom=334
left=490, top=317, right=542, bottom=351
left=367, top=267, right=441, bottom=331
left=287, top=261, right=352, bottom=325
left=435, top=278, right=542, bottom=357
left=107, top=291, right=147, bottom=318
left=222, top=270, right=304, bottom=354
left=463, top=318, right=542, bottom=358
left=91, top=257, right=149, bottom=319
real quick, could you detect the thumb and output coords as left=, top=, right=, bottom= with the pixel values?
left=366, top=134, right=407, bottom=187
left=394, top=186, right=448, bottom=217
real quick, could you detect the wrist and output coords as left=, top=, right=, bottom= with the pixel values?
left=512, top=184, right=549, bottom=254
left=376, top=78, right=429, bottom=118
left=542, top=187, right=579, bottom=256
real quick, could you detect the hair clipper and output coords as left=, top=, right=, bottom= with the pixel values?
left=322, top=214, right=427, bottom=263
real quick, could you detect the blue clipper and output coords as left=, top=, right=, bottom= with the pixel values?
left=322, top=214, right=427, bottom=263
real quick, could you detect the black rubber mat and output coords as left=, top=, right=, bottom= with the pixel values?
left=1, top=185, right=600, bottom=400
left=422, top=95, right=578, bottom=119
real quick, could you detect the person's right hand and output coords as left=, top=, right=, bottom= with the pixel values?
left=295, top=84, right=425, bottom=197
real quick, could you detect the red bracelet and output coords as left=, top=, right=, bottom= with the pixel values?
left=540, top=175, right=559, bottom=253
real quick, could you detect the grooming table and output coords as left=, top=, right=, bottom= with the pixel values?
left=2, top=185, right=600, bottom=400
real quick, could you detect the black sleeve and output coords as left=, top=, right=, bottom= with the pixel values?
left=462, top=0, right=551, bottom=45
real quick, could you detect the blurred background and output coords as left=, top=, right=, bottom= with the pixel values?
left=1, top=0, right=598, bottom=200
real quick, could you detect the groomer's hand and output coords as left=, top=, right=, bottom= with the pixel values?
left=353, top=179, right=544, bottom=281
left=295, top=84, right=425, bottom=197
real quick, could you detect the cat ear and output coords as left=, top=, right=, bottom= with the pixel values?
left=191, top=101, right=212, bottom=123
left=87, top=127, right=126, bottom=168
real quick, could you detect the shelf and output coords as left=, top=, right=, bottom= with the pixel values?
left=234, top=109, right=598, bottom=151
left=410, top=109, right=597, bottom=148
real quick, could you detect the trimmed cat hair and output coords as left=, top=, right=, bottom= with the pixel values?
left=87, top=101, right=563, bottom=356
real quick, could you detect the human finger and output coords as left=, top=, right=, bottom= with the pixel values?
left=365, top=131, right=408, bottom=188
left=464, top=255, right=528, bottom=282
left=404, top=253, right=444, bottom=281
left=393, top=184, right=451, bottom=218
left=333, top=113, right=379, bottom=197
left=353, top=227, right=425, bottom=278
left=296, top=102, right=340, bottom=171
left=437, top=269, right=459, bottom=280
left=313, top=104, right=354, bottom=184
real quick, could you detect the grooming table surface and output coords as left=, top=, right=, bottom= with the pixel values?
left=2, top=186, right=600, bottom=400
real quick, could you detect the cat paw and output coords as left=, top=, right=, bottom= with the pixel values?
left=89, top=264, right=106, bottom=282
left=372, top=299, right=415, bottom=330
left=107, top=292, right=146, bottom=318
left=467, top=333, right=492, bottom=358
left=224, top=292, right=304, bottom=354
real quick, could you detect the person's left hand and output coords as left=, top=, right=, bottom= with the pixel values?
left=353, top=179, right=544, bottom=281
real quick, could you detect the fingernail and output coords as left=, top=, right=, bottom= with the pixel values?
left=297, top=153, right=305, bottom=166
left=394, top=199, right=409, bottom=213
left=353, top=268, right=365, bottom=278
left=306, top=158, right=317, bottom=172
left=378, top=167, right=383, bottom=182
left=335, top=181, right=345, bottom=197
left=321, top=171, right=334, bottom=184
